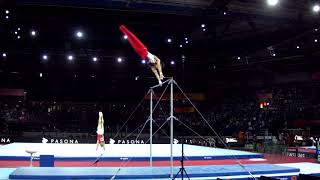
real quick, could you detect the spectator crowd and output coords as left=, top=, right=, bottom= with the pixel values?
left=1, top=82, right=320, bottom=144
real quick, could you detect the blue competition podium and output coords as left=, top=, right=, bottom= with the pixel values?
left=40, top=155, right=54, bottom=167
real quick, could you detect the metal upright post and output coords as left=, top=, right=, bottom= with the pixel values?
left=170, top=78, right=174, bottom=178
left=150, top=90, right=153, bottom=167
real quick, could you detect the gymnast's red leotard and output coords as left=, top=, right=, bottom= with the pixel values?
left=97, top=134, right=104, bottom=144
left=119, top=25, right=149, bottom=60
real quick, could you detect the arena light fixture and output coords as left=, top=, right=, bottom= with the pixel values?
left=68, top=55, right=74, bottom=61
left=76, top=31, right=83, bottom=38
left=31, top=30, right=36, bottom=37
left=267, top=0, right=279, bottom=6
left=42, top=55, right=48, bottom=60
left=313, top=4, right=320, bottom=13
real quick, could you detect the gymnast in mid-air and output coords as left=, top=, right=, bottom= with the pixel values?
left=96, top=111, right=105, bottom=151
left=119, top=25, right=164, bottom=85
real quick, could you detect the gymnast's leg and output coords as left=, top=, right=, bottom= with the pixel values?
left=119, top=25, right=148, bottom=60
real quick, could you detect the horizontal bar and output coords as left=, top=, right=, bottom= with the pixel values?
left=150, top=79, right=171, bottom=89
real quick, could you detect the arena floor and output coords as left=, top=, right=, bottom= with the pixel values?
left=0, top=143, right=262, bottom=161
left=0, top=143, right=319, bottom=179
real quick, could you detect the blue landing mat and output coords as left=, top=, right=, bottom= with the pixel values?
left=0, top=168, right=15, bottom=180
left=9, top=164, right=300, bottom=179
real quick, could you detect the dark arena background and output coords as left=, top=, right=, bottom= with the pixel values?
left=1, top=0, right=320, bottom=179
